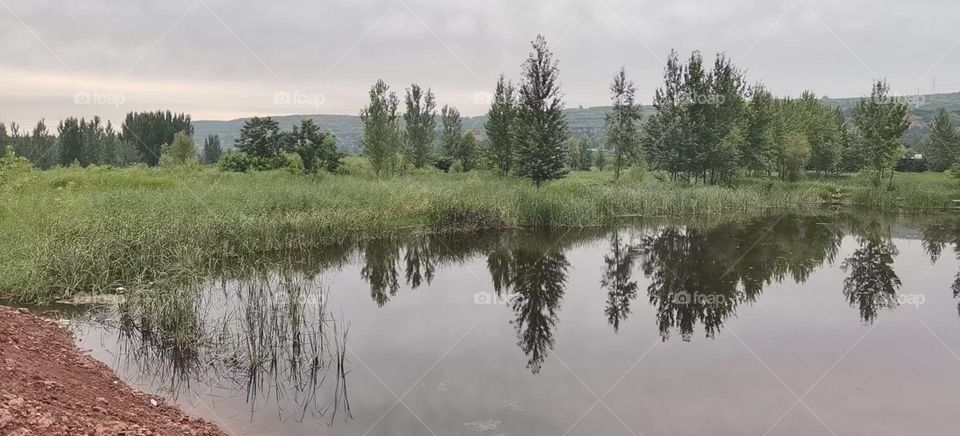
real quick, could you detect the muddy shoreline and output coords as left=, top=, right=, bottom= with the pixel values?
left=0, top=306, right=225, bottom=435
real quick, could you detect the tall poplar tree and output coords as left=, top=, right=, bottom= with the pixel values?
left=485, top=75, right=518, bottom=175
left=360, top=79, right=400, bottom=176
left=403, top=84, right=437, bottom=168
left=644, top=49, right=687, bottom=180
left=440, top=105, right=463, bottom=162
left=515, top=34, right=569, bottom=187
left=605, top=67, right=642, bottom=179
left=854, top=80, right=909, bottom=187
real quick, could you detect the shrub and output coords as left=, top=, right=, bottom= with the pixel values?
left=0, top=145, right=33, bottom=191
left=218, top=151, right=287, bottom=172
left=284, top=152, right=304, bottom=175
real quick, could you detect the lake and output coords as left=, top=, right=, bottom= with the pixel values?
left=51, top=212, right=960, bottom=435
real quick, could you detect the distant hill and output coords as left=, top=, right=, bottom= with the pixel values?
left=193, top=91, right=960, bottom=153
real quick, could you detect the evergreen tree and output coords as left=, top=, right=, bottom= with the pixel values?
left=120, top=110, right=192, bottom=166
left=202, top=134, right=222, bottom=165
left=28, top=120, right=57, bottom=169
left=58, top=117, right=83, bottom=166
left=440, top=104, right=463, bottom=161
left=853, top=80, right=909, bottom=187
left=485, top=75, right=518, bottom=175
left=515, top=34, right=569, bottom=187
left=360, top=79, right=401, bottom=176
left=926, top=108, right=959, bottom=172
left=605, top=67, right=642, bottom=179
left=403, top=84, right=437, bottom=168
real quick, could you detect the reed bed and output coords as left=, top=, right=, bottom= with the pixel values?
left=2, top=165, right=957, bottom=302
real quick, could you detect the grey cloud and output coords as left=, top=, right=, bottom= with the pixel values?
left=1, top=0, right=959, bottom=126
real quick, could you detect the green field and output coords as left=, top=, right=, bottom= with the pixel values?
left=2, top=160, right=959, bottom=303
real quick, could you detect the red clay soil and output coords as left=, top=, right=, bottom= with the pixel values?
left=0, top=306, right=226, bottom=435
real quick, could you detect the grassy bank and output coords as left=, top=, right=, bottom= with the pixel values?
left=2, top=163, right=958, bottom=302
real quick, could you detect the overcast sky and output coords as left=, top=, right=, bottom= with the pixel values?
left=1, top=0, right=959, bottom=127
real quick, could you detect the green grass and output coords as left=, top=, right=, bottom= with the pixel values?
left=2, top=162, right=959, bottom=302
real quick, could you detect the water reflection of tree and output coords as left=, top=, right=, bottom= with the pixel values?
left=359, top=233, right=504, bottom=305
left=600, top=232, right=640, bottom=332
left=920, top=219, right=960, bottom=315
left=841, top=220, right=902, bottom=323
left=487, top=234, right=570, bottom=374
left=634, top=215, right=843, bottom=340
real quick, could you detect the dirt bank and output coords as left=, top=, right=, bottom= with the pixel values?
left=0, top=306, right=225, bottom=435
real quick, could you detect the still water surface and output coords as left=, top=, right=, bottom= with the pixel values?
left=55, top=213, right=960, bottom=435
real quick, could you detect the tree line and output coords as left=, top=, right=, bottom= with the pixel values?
left=0, top=111, right=225, bottom=168
left=357, top=35, right=926, bottom=188
left=2, top=34, right=953, bottom=187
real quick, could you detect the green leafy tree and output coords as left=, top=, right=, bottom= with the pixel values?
left=515, top=34, right=569, bottom=187
left=440, top=105, right=463, bottom=161
left=567, top=137, right=592, bottom=171
left=795, top=92, right=839, bottom=175
left=236, top=117, right=283, bottom=159
left=781, top=131, right=810, bottom=181
left=715, top=126, right=743, bottom=182
left=594, top=148, right=607, bottom=170
left=703, top=53, right=747, bottom=184
left=163, top=130, right=197, bottom=165
left=403, top=84, right=437, bottom=168
left=292, top=119, right=340, bottom=173
left=360, top=79, right=401, bottom=176
left=58, top=117, right=84, bottom=166
left=120, top=110, right=192, bottom=166
left=606, top=67, right=642, bottom=179
left=202, top=134, right=222, bottom=165
left=741, top=84, right=776, bottom=174
left=853, top=80, right=910, bottom=187
left=645, top=49, right=688, bottom=180
left=925, top=108, right=959, bottom=172
left=485, top=75, right=518, bottom=175
left=836, top=108, right=864, bottom=173
left=458, top=132, right=478, bottom=172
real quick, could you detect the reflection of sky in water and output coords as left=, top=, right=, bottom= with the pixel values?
left=64, top=215, right=960, bottom=436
